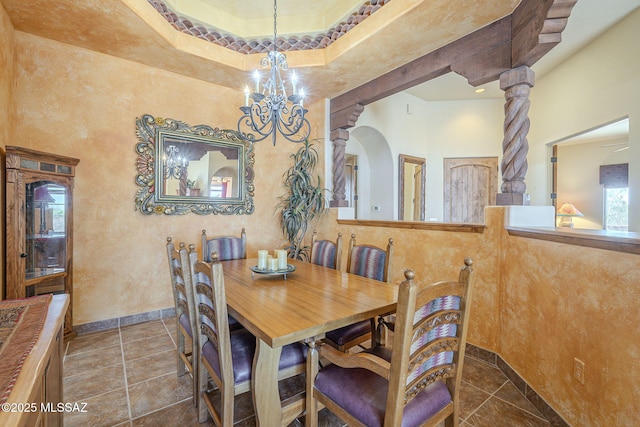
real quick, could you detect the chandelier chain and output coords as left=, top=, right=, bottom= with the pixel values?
left=273, top=0, right=277, bottom=48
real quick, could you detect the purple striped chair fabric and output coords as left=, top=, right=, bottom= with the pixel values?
left=348, top=245, right=387, bottom=282
left=311, top=240, right=337, bottom=269
left=201, top=228, right=246, bottom=262
left=204, top=237, right=244, bottom=261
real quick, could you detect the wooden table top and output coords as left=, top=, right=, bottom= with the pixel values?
left=221, top=258, right=398, bottom=348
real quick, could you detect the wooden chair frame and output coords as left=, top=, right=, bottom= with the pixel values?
left=165, top=238, right=198, bottom=406
left=193, top=257, right=306, bottom=425
left=309, top=230, right=343, bottom=270
left=307, top=258, right=474, bottom=427
left=325, top=234, right=394, bottom=352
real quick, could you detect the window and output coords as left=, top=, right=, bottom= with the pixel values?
left=604, top=187, right=628, bottom=231
left=600, top=163, right=628, bottom=231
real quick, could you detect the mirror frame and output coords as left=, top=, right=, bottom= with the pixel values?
left=398, top=154, right=426, bottom=221
left=135, top=114, right=255, bottom=215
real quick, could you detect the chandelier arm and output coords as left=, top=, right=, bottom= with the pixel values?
left=237, top=0, right=310, bottom=145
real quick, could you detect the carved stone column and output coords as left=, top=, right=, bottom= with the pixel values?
left=329, top=128, right=350, bottom=207
left=496, top=66, right=534, bottom=206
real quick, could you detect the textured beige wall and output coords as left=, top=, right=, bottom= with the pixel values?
left=12, top=31, right=326, bottom=324
left=500, top=227, right=640, bottom=426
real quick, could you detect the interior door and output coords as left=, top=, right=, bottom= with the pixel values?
left=413, top=164, right=423, bottom=220
left=444, top=157, right=498, bottom=223
left=345, top=154, right=358, bottom=217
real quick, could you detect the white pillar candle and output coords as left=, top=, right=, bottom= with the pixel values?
left=276, top=249, right=288, bottom=270
left=257, top=250, right=268, bottom=270
left=268, top=256, right=278, bottom=272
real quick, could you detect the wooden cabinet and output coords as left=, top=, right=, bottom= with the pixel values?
left=5, top=146, right=79, bottom=338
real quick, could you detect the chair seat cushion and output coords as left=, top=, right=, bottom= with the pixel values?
left=314, top=363, right=451, bottom=427
left=202, top=331, right=307, bottom=385
left=203, top=329, right=256, bottom=384
left=325, top=320, right=371, bottom=346
left=178, top=312, right=192, bottom=338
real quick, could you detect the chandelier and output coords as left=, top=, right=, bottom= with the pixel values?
left=237, top=0, right=311, bottom=145
left=163, top=145, right=185, bottom=180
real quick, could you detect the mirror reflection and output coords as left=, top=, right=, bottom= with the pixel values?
left=25, top=181, right=67, bottom=278
left=159, top=136, right=240, bottom=199
left=135, top=115, right=255, bottom=215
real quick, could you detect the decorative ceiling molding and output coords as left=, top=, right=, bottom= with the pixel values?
left=147, top=0, right=391, bottom=54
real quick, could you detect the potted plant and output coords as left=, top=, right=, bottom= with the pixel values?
left=278, top=139, right=327, bottom=261
left=186, top=179, right=200, bottom=196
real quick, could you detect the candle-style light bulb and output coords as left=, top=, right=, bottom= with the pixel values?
left=244, top=85, right=250, bottom=106
left=291, top=71, right=298, bottom=95
left=253, top=70, right=260, bottom=93
left=299, top=88, right=305, bottom=107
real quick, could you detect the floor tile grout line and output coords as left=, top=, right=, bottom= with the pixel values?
left=129, top=396, right=192, bottom=423
left=118, top=319, right=134, bottom=423
left=464, top=355, right=552, bottom=425
left=62, top=360, right=125, bottom=381
left=162, top=317, right=179, bottom=348
left=491, top=382, right=550, bottom=423
left=122, top=346, right=177, bottom=365
left=459, top=382, right=494, bottom=424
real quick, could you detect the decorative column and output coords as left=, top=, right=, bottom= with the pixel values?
left=329, top=128, right=350, bottom=207
left=496, top=65, right=534, bottom=206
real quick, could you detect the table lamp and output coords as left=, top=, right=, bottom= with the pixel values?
left=557, top=203, right=583, bottom=228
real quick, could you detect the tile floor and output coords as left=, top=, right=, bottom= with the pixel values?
left=62, top=317, right=553, bottom=427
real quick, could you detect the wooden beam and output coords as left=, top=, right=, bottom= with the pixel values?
left=330, top=16, right=512, bottom=125
left=330, top=103, right=365, bottom=131
left=513, top=0, right=578, bottom=67
left=329, top=0, right=577, bottom=130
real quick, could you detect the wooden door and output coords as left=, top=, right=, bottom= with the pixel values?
left=444, top=157, right=498, bottom=223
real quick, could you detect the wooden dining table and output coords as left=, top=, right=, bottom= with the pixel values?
left=220, top=257, right=398, bottom=427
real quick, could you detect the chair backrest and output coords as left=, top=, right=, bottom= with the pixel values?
left=165, top=237, right=197, bottom=340
left=385, top=258, right=474, bottom=426
left=310, top=230, right=343, bottom=270
left=201, top=228, right=246, bottom=262
left=192, top=257, right=234, bottom=391
left=346, top=234, right=393, bottom=282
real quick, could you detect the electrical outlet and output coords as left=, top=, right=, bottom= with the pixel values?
left=574, top=357, right=585, bottom=384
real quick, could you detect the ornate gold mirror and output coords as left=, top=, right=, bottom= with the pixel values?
left=135, top=115, right=255, bottom=215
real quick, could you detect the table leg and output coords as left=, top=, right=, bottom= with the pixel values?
left=252, top=338, right=282, bottom=427
left=306, top=339, right=319, bottom=427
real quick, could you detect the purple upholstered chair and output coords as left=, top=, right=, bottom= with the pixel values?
left=310, top=230, right=343, bottom=270
left=201, top=228, right=246, bottom=262
left=324, top=234, right=393, bottom=352
left=192, top=257, right=307, bottom=425
left=307, top=259, right=474, bottom=427
left=166, top=238, right=198, bottom=406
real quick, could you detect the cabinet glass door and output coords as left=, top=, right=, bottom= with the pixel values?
left=25, top=181, right=67, bottom=281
